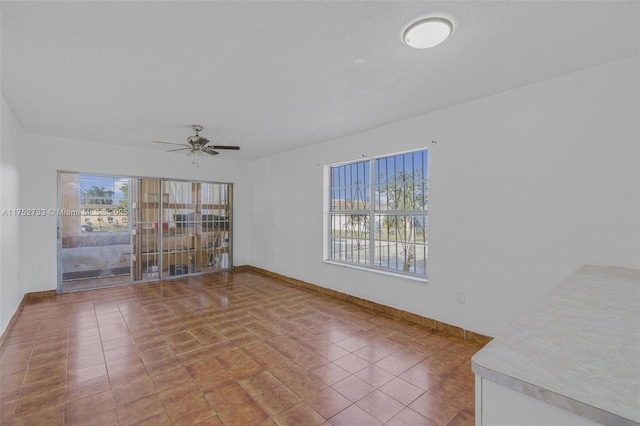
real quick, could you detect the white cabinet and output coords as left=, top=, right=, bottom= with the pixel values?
left=476, top=377, right=604, bottom=426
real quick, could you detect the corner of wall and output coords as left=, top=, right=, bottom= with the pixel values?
left=0, top=93, right=25, bottom=335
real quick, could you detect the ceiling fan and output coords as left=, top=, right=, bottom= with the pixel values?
left=153, top=125, right=240, bottom=157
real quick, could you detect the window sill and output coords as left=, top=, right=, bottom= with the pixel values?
left=323, top=260, right=428, bottom=284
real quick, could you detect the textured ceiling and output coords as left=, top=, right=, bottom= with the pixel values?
left=2, top=1, right=638, bottom=160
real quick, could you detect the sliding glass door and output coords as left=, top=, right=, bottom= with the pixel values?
left=130, top=179, right=232, bottom=280
left=58, top=172, right=233, bottom=292
left=59, top=173, right=132, bottom=292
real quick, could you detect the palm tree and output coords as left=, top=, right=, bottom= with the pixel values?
left=84, top=186, right=114, bottom=205
left=118, top=182, right=128, bottom=209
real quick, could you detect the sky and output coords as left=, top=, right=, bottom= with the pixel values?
left=330, top=149, right=428, bottom=207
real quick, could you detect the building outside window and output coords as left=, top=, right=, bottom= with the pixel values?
left=328, top=149, right=428, bottom=278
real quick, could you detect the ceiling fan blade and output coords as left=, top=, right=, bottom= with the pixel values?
left=153, top=140, right=187, bottom=147
left=153, top=127, right=240, bottom=159
left=211, top=145, right=240, bottom=150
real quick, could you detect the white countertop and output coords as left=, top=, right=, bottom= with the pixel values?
left=472, top=264, right=640, bottom=426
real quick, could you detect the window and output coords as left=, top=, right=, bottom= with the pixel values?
left=328, top=149, right=428, bottom=278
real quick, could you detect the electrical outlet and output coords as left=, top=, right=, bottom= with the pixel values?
left=455, top=291, right=466, bottom=304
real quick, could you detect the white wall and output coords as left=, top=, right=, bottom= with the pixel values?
left=1, top=94, right=24, bottom=333
left=7, top=57, right=639, bottom=337
left=19, top=134, right=250, bottom=293
left=248, top=57, right=640, bottom=337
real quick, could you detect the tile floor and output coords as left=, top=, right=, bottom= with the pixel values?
left=0, top=271, right=485, bottom=425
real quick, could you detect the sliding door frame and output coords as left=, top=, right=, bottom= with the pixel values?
left=57, top=170, right=234, bottom=293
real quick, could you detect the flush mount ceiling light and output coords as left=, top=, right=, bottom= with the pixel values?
left=403, top=17, right=453, bottom=49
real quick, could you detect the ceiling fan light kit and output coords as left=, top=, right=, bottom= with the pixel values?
left=153, top=125, right=240, bottom=166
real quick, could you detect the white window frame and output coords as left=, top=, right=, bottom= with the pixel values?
left=324, top=149, right=428, bottom=281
